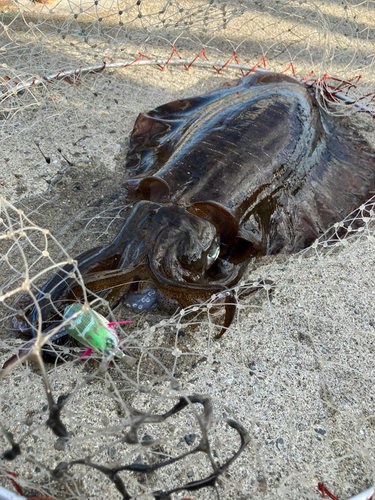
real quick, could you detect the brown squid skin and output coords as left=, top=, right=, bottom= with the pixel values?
left=77, top=260, right=236, bottom=338
left=33, top=201, right=240, bottom=336
left=66, top=202, right=241, bottom=336
left=126, top=71, right=375, bottom=255
left=30, top=201, right=157, bottom=331
left=30, top=71, right=375, bottom=339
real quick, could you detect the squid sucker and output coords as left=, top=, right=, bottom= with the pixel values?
left=26, top=71, right=375, bottom=340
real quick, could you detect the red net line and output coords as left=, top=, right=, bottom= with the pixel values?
left=0, top=470, right=57, bottom=499
left=318, top=482, right=374, bottom=500
left=1, top=47, right=375, bottom=116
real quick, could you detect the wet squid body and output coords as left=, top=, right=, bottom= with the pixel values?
left=32, top=71, right=375, bottom=338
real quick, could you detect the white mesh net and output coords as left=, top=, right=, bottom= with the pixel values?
left=1, top=1, right=375, bottom=499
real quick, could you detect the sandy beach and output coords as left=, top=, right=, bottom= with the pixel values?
left=0, top=1, right=375, bottom=498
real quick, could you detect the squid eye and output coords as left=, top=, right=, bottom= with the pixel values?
left=206, top=238, right=220, bottom=268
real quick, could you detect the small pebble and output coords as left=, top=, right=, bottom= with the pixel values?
left=184, top=433, right=197, bottom=446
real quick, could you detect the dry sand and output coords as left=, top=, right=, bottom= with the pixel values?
left=0, top=1, right=374, bottom=499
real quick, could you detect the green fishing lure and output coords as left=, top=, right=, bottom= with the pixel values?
left=63, top=303, right=132, bottom=360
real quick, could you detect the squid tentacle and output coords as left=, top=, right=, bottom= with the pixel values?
left=28, top=202, right=158, bottom=333
left=148, top=258, right=237, bottom=337
left=30, top=245, right=105, bottom=335
left=69, top=261, right=153, bottom=306
left=77, top=256, right=237, bottom=337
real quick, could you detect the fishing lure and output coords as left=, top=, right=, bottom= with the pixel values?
left=63, top=303, right=132, bottom=360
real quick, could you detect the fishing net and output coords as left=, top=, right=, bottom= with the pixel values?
left=0, top=0, right=375, bottom=499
